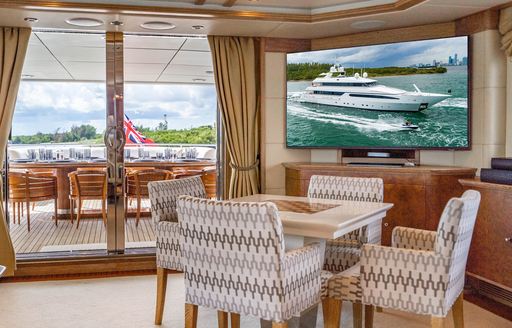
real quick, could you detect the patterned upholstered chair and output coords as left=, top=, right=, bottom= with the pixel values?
left=308, top=175, right=384, bottom=274
left=148, top=176, right=207, bottom=325
left=322, top=190, right=481, bottom=328
left=177, top=196, right=324, bottom=328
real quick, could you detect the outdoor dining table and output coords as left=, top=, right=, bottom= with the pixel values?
left=233, top=194, right=394, bottom=328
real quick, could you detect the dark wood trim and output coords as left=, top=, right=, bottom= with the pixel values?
left=264, top=38, right=311, bottom=53
left=11, top=253, right=157, bottom=278
left=455, top=9, right=500, bottom=36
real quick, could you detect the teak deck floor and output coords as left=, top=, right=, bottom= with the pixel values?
left=9, top=200, right=155, bottom=254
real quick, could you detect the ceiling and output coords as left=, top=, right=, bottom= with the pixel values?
left=23, top=32, right=214, bottom=84
left=3, top=0, right=510, bottom=83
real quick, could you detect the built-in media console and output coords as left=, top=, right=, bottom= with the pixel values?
left=342, top=149, right=419, bottom=167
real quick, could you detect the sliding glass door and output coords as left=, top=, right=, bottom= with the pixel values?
left=5, top=30, right=218, bottom=258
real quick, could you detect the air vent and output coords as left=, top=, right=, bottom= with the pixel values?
left=477, top=280, right=512, bottom=307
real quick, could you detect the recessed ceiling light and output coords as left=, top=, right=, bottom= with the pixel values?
left=22, top=74, right=35, bottom=78
left=350, top=20, right=386, bottom=30
left=205, top=70, right=214, bottom=74
left=140, top=21, right=176, bottom=30
left=192, top=25, right=205, bottom=30
left=65, top=17, right=104, bottom=27
left=110, top=20, right=124, bottom=26
left=193, top=78, right=206, bottom=82
left=24, top=17, right=39, bottom=23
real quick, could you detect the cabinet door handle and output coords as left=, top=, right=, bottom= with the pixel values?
left=383, top=222, right=389, bottom=227
left=506, top=237, right=512, bottom=243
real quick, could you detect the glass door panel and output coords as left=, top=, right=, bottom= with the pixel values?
left=122, top=34, right=218, bottom=251
left=7, top=31, right=108, bottom=256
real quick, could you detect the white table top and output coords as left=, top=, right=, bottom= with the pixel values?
left=233, top=194, right=394, bottom=240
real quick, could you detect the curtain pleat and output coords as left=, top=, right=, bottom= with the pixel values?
left=0, top=27, right=31, bottom=276
left=500, top=7, right=512, bottom=56
left=208, top=36, right=260, bottom=199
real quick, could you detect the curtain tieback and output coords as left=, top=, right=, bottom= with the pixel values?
left=230, top=160, right=259, bottom=172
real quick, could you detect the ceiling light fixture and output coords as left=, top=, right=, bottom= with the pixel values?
left=24, top=17, right=39, bottom=23
left=22, top=74, right=35, bottom=78
left=350, top=20, right=386, bottom=30
left=110, top=20, right=124, bottom=26
left=140, top=21, right=176, bottom=30
left=193, top=78, right=206, bottom=82
left=65, top=17, right=104, bottom=27
left=205, top=70, right=214, bottom=74
left=192, top=25, right=205, bottom=30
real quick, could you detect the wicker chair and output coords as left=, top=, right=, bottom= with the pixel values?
left=68, top=170, right=107, bottom=228
left=322, top=190, right=481, bottom=328
left=148, top=176, right=207, bottom=325
left=8, top=171, right=58, bottom=232
left=125, top=169, right=172, bottom=227
left=177, top=196, right=324, bottom=328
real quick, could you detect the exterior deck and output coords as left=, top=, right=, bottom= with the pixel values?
left=9, top=200, right=155, bottom=254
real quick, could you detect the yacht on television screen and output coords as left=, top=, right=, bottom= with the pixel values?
left=300, top=65, right=450, bottom=112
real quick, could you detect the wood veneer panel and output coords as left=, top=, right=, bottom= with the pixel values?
left=461, top=179, right=512, bottom=289
left=312, top=22, right=456, bottom=51
left=265, top=38, right=311, bottom=53
left=455, top=9, right=499, bottom=36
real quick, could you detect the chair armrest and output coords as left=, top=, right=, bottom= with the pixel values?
left=392, top=226, right=436, bottom=251
left=360, top=244, right=450, bottom=316
left=282, top=242, right=324, bottom=312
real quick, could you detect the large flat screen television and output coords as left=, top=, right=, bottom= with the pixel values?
left=286, top=36, right=470, bottom=149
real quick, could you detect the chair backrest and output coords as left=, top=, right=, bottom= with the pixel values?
left=69, top=170, right=107, bottom=198
left=308, top=175, right=384, bottom=203
left=177, top=196, right=286, bottom=320
left=435, top=190, right=480, bottom=308
left=126, top=169, right=172, bottom=196
left=148, top=176, right=206, bottom=224
left=9, top=171, right=57, bottom=201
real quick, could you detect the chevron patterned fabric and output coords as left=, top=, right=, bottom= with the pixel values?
left=358, top=190, right=481, bottom=317
left=148, top=176, right=207, bottom=271
left=177, top=196, right=324, bottom=323
left=308, top=175, right=384, bottom=273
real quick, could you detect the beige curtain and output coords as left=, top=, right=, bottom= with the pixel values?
left=0, top=27, right=31, bottom=276
left=208, top=36, right=260, bottom=199
left=500, top=6, right=512, bottom=56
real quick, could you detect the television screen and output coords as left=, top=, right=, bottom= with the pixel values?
left=286, top=36, right=470, bottom=149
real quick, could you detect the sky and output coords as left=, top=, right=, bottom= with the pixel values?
left=287, top=36, right=468, bottom=68
left=12, top=82, right=217, bottom=136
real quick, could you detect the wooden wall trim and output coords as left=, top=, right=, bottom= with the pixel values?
left=455, top=9, right=500, bottom=36
left=311, top=22, right=456, bottom=51
left=265, top=38, right=311, bottom=53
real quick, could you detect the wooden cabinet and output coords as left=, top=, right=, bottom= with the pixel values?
left=460, top=179, right=512, bottom=291
left=283, top=162, right=476, bottom=246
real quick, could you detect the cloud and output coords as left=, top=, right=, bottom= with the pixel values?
left=12, top=81, right=217, bottom=136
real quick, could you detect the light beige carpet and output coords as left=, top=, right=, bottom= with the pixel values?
left=0, top=274, right=510, bottom=328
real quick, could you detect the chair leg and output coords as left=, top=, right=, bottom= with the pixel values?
left=185, top=303, right=198, bottom=328
left=32, top=202, right=36, bottom=210
left=431, top=316, right=446, bottom=328
left=70, top=199, right=75, bottom=224
left=124, top=196, right=128, bottom=221
left=136, top=196, right=141, bottom=227
left=11, top=201, right=16, bottom=223
left=155, top=268, right=168, bottom=325
left=218, top=311, right=229, bottom=328
left=353, top=302, right=363, bottom=328
left=452, top=293, right=464, bottom=328
left=54, top=199, right=58, bottom=226
left=322, top=297, right=342, bottom=328
left=230, top=313, right=240, bottom=328
left=101, top=199, right=107, bottom=227
left=272, top=322, right=288, bottom=328
left=26, top=201, right=31, bottom=232
left=76, top=200, right=82, bottom=229
left=364, top=305, right=374, bottom=328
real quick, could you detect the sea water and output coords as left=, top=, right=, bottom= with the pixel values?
left=286, top=66, right=468, bottom=148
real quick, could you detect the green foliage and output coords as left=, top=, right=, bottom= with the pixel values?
left=12, top=124, right=101, bottom=144
left=144, top=125, right=216, bottom=144
left=287, top=63, right=448, bottom=81
left=12, top=124, right=217, bottom=145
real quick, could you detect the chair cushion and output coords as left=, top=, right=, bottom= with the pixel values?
left=327, top=263, right=362, bottom=302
